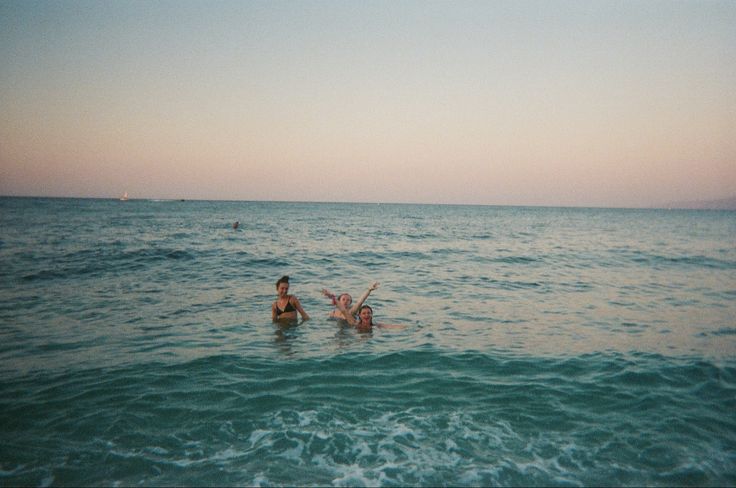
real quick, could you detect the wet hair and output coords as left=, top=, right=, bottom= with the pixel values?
left=337, top=293, right=352, bottom=303
left=358, top=305, right=374, bottom=325
left=276, top=275, right=289, bottom=288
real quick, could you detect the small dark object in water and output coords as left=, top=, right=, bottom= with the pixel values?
left=233, top=221, right=239, bottom=230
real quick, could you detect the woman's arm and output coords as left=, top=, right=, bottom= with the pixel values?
left=321, top=288, right=338, bottom=308
left=271, top=302, right=278, bottom=321
left=292, top=296, right=310, bottom=321
left=335, top=298, right=357, bottom=326
left=350, top=282, right=379, bottom=315
left=322, top=288, right=341, bottom=317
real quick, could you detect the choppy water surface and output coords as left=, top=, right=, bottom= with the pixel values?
left=1, top=197, right=735, bottom=486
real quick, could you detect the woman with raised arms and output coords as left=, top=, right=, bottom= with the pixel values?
left=334, top=301, right=403, bottom=332
left=321, top=282, right=379, bottom=320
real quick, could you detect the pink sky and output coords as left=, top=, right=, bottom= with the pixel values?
left=1, top=1, right=735, bottom=207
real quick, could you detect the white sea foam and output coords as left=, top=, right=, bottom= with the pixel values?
left=242, top=406, right=536, bottom=485
left=331, top=464, right=375, bottom=487
left=250, top=473, right=270, bottom=487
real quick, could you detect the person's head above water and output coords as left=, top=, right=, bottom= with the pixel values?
left=337, top=293, right=352, bottom=307
left=276, top=275, right=289, bottom=296
left=358, top=305, right=374, bottom=327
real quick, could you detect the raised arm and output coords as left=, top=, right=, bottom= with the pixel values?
left=350, top=282, right=379, bottom=315
left=321, top=288, right=337, bottom=306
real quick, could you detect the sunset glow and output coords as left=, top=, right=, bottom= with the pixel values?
left=1, top=0, right=735, bottom=207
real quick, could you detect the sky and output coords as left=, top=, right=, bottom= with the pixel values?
left=1, top=0, right=735, bottom=207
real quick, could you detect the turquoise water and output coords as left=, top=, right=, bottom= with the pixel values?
left=1, top=197, right=735, bottom=486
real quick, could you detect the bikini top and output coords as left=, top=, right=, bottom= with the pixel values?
left=276, top=297, right=296, bottom=317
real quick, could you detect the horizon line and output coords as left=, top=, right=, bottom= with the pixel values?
left=2, top=193, right=735, bottom=211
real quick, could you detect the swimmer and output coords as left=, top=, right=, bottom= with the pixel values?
left=233, top=221, right=239, bottom=230
left=321, top=282, right=379, bottom=320
left=335, top=302, right=403, bottom=331
left=272, top=275, right=310, bottom=322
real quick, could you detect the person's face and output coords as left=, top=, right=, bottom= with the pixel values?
left=359, top=307, right=372, bottom=325
left=277, top=283, right=289, bottom=297
left=339, top=294, right=352, bottom=307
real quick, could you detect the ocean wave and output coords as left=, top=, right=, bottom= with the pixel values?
left=2, top=351, right=735, bottom=486
left=19, top=246, right=199, bottom=281
left=345, top=250, right=389, bottom=267
left=619, top=251, right=736, bottom=270
left=492, top=255, right=540, bottom=264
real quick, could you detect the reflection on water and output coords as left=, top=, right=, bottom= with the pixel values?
left=0, top=198, right=734, bottom=372
left=1, top=199, right=735, bottom=487
left=272, top=320, right=303, bottom=357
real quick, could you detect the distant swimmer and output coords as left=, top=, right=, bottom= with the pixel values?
left=321, top=282, right=379, bottom=320
left=272, top=275, right=310, bottom=322
left=233, top=221, right=239, bottom=230
left=334, top=301, right=403, bottom=331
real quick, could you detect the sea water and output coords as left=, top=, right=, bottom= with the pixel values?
left=0, top=197, right=734, bottom=486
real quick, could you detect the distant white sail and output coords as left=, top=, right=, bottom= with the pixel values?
left=120, top=191, right=129, bottom=201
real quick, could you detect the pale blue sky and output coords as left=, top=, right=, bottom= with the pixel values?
left=1, top=0, right=735, bottom=206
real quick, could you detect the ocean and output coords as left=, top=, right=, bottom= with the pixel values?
left=1, top=197, right=734, bottom=486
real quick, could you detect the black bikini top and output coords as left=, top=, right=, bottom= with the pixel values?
left=276, top=297, right=296, bottom=316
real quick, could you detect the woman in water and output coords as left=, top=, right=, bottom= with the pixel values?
left=272, top=275, right=310, bottom=322
left=321, top=282, right=380, bottom=320
left=334, top=302, right=403, bottom=331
